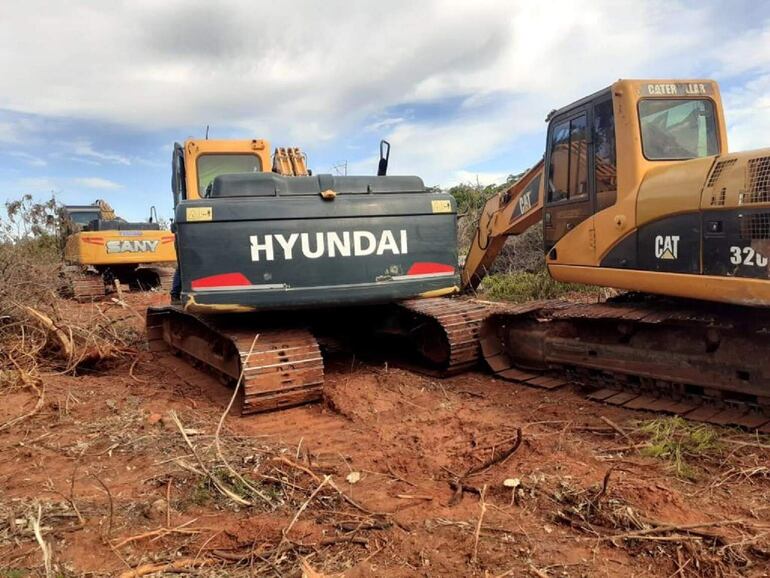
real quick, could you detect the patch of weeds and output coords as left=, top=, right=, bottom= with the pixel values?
left=637, top=416, right=722, bottom=480
left=480, top=270, right=599, bottom=303
left=190, top=478, right=213, bottom=507
left=1, top=570, right=28, bottom=578
left=215, top=467, right=283, bottom=506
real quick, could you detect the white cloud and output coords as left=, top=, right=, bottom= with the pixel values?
left=0, top=122, right=18, bottom=143
left=6, top=151, right=46, bottom=167
left=17, top=177, right=59, bottom=193
left=365, top=117, right=408, bottom=132
left=722, top=74, right=770, bottom=152
left=0, top=1, right=768, bottom=185
left=450, top=170, right=510, bottom=188
left=70, top=140, right=131, bottom=165
left=73, top=177, right=122, bottom=190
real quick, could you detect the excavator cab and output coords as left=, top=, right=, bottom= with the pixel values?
left=542, top=82, right=725, bottom=262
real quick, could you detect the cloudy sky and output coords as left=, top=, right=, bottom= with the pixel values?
left=1, top=0, right=769, bottom=221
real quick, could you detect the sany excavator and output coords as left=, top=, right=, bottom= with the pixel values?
left=61, top=200, right=176, bottom=299
left=147, top=140, right=487, bottom=413
left=464, top=79, right=770, bottom=428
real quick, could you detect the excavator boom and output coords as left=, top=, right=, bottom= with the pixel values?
left=462, top=160, right=544, bottom=290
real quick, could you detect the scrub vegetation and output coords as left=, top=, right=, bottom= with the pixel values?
left=447, top=177, right=601, bottom=302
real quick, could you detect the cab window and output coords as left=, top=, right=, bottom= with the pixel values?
left=639, top=99, right=718, bottom=160
left=197, top=154, right=262, bottom=195
left=593, top=99, right=617, bottom=210
left=69, top=211, right=100, bottom=226
left=548, top=113, right=588, bottom=203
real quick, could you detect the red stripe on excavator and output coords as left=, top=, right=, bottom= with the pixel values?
left=82, top=237, right=104, bottom=245
left=192, top=272, right=251, bottom=289
left=161, top=236, right=175, bottom=244
left=407, top=262, right=455, bottom=275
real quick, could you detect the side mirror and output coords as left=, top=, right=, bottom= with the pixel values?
left=377, top=140, right=390, bottom=176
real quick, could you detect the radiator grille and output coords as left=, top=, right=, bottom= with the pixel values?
left=710, top=187, right=726, bottom=207
left=744, top=157, right=770, bottom=203
left=706, top=158, right=736, bottom=188
left=739, top=212, right=770, bottom=240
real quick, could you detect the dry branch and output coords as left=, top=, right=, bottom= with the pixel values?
left=118, top=557, right=217, bottom=578
left=31, top=504, right=53, bottom=578
left=169, top=410, right=251, bottom=506
left=472, top=485, right=488, bottom=563
left=21, top=305, right=73, bottom=362
left=450, top=428, right=523, bottom=506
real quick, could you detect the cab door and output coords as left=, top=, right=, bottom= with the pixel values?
left=543, top=108, right=594, bottom=258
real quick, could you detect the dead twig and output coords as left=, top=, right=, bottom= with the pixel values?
left=170, top=410, right=251, bottom=506
left=277, top=455, right=381, bottom=516
left=282, top=475, right=331, bottom=544
left=385, top=461, right=417, bottom=487
left=600, top=416, right=636, bottom=447
left=450, top=428, right=523, bottom=506
left=605, top=518, right=748, bottom=542
left=466, top=427, right=523, bottom=478
left=472, top=485, right=487, bottom=564
left=112, top=519, right=200, bottom=549
left=20, top=304, right=73, bottom=364
left=0, top=385, right=45, bottom=433
left=128, top=356, right=149, bottom=384
left=31, top=503, right=53, bottom=578
left=92, top=474, right=115, bottom=541
left=213, top=335, right=273, bottom=505
left=118, top=557, right=216, bottom=578
left=529, top=565, right=549, bottom=578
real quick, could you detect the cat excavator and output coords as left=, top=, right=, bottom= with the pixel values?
left=463, top=79, right=770, bottom=429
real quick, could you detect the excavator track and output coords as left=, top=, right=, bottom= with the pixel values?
left=133, top=265, right=176, bottom=292
left=70, top=272, right=106, bottom=300
left=158, top=269, right=175, bottom=292
left=481, top=298, right=770, bottom=430
left=396, top=298, right=494, bottom=374
left=147, top=307, right=323, bottom=414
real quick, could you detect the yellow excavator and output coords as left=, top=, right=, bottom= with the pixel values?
left=462, top=79, right=770, bottom=429
left=61, top=200, right=176, bottom=299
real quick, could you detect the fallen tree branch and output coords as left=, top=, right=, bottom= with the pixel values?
left=20, top=305, right=73, bottom=364
left=449, top=428, right=523, bottom=506
left=0, top=385, right=44, bottom=433
left=605, top=518, right=748, bottom=543
left=118, top=557, right=216, bottom=578
left=467, top=427, right=523, bottom=478
left=212, top=334, right=274, bottom=506
left=169, top=410, right=251, bottom=506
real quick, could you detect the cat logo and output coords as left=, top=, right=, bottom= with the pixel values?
left=654, top=235, right=679, bottom=260
left=518, top=191, right=532, bottom=214
left=106, top=239, right=160, bottom=254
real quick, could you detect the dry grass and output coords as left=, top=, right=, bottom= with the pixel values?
left=550, top=468, right=769, bottom=577
left=637, top=417, right=723, bottom=480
